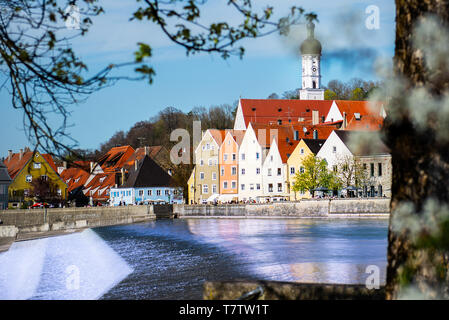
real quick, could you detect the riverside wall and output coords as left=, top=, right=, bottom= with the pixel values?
left=0, top=205, right=156, bottom=239
left=173, top=198, right=390, bottom=218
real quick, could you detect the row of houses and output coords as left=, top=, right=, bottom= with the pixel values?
left=0, top=145, right=183, bottom=208
left=187, top=98, right=391, bottom=204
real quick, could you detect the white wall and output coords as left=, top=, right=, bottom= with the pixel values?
left=262, top=139, right=287, bottom=200
left=238, top=124, right=263, bottom=201
left=316, top=131, right=353, bottom=170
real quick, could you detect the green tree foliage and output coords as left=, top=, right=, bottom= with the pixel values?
left=324, top=89, right=337, bottom=100
left=292, top=153, right=337, bottom=196
left=334, top=155, right=368, bottom=190
left=323, top=78, right=384, bottom=100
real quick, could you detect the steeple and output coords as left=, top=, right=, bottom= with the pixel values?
left=299, top=21, right=324, bottom=100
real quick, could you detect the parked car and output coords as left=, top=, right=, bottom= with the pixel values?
left=31, top=202, right=49, bottom=208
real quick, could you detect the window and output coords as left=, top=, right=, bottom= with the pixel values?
left=370, top=163, right=375, bottom=177
left=300, top=167, right=305, bottom=173
left=277, top=168, right=281, bottom=176
left=241, top=168, right=245, bottom=175
left=221, top=167, right=225, bottom=176
left=231, top=167, right=237, bottom=175
left=268, top=168, right=272, bottom=176
left=332, top=146, right=336, bottom=153
left=278, top=183, right=282, bottom=192
left=157, top=190, right=161, bottom=196
left=212, top=184, right=217, bottom=193
left=232, top=154, right=236, bottom=161
left=333, top=165, right=337, bottom=172
left=33, top=162, right=41, bottom=169
left=256, top=184, right=261, bottom=190
left=206, top=143, right=210, bottom=150
left=212, top=172, right=217, bottom=180
left=224, top=154, right=228, bottom=161
left=256, top=152, right=260, bottom=160
left=241, top=184, right=245, bottom=191
left=200, top=172, right=205, bottom=180
left=165, top=190, right=170, bottom=195
left=270, top=155, right=273, bottom=161
left=139, top=190, right=144, bottom=196
left=200, top=159, right=204, bottom=166
left=208, top=159, right=213, bottom=166
left=211, top=145, right=215, bottom=150
left=26, top=175, right=32, bottom=182
left=250, top=184, right=254, bottom=190
left=203, top=185, right=208, bottom=194
left=290, top=167, right=295, bottom=175
left=268, top=184, right=273, bottom=192
left=256, top=168, right=260, bottom=175
left=232, top=181, right=237, bottom=189
left=378, top=185, right=383, bottom=197
left=241, top=153, right=245, bottom=160
left=223, top=181, right=228, bottom=189
left=300, top=148, right=304, bottom=154
left=378, top=163, right=382, bottom=176
left=148, top=190, right=152, bottom=196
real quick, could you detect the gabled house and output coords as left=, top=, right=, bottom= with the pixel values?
left=261, top=138, right=288, bottom=202
left=316, top=130, right=392, bottom=197
left=60, top=167, right=91, bottom=206
left=0, top=160, right=12, bottom=210
left=3, top=149, right=67, bottom=207
left=110, top=155, right=183, bottom=205
left=193, top=129, right=225, bottom=203
left=218, top=130, right=245, bottom=202
left=287, top=138, right=326, bottom=200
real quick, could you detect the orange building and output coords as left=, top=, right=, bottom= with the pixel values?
left=218, top=130, right=245, bottom=201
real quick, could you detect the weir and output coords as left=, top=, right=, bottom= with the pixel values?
left=0, top=229, right=133, bottom=300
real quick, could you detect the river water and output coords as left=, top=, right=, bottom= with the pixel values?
left=0, top=218, right=388, bottom=300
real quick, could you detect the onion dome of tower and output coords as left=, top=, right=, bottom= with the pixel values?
left=300, top=21, right=322, bottom=55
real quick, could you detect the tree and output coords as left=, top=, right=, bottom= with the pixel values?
left=282, top=89, right=300, bottom=99
left=292, top=153, right=335, bottom=197
left=0, top=0, right=315, bottom=159
left=334, top=155, right=368, bottom=193
left=267, top=93, right=279, bottom=99
left=324, top=89, right=337, bottom=100
left=29, top=176, right=61, bottom=203
left=384, top=0, right=449, bottom=299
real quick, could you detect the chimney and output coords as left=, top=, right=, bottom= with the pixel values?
left=7, top=150, right=12, bottom=161
left=312, top=110, right=319, bottom=125
left=121, top=167, right=125, bottom=185
left=342, top=112, right=347, bottom=129
left=19, top=149, right=23, bottom=160
left=144, top=146, right=149, bottom=156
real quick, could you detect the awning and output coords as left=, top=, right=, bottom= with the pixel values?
left=206, top=193, right=220, bottom=202
left=217, top=194, right=237, bottom=202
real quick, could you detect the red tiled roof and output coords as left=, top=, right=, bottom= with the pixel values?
left=335, top=100, right=384, bottom=118
left=3, top=152, right=33, bottom=179
left=3, top=151, right=59, bottom=180
left=60, top=167, right=90, bottom=193
left=97, top=145, right=135, bottom=173
left=208, top=129, right=227, bottom=146
left=239, top=99, right=334, bottom=127
left=346, top=114, right=384, bottom=131
left=83, top=172, right=116, bottom=201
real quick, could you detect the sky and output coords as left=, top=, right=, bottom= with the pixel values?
left=0, top=0, right=396, bottom=156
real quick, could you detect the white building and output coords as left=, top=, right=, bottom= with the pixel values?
left=261, top=138, right=287, bottom=202
left=238, top=123, right=264, bottom=202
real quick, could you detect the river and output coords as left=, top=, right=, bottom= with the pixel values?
left=0, top=218, right=388, bottom=300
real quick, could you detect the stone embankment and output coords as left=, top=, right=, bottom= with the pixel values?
left=174, top=198, right=390, bottom=218
left=0, top=205, right=157, bottom=251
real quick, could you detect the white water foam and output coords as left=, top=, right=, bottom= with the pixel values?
left=0, top=238, right=49, bottom=299
left=0, top=229, right=133, bottom=300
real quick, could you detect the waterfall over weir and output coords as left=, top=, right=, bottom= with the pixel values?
left=0, top=229, right=133, bottom=300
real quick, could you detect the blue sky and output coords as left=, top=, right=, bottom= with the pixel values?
left=0, top=0, right=395, bottom=156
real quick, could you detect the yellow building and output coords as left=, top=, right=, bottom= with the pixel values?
left=286, top=139, right=326, bottom=200
left=187, top=167, right=195, bottom=205
left=4, top=149, right=67, bottom=207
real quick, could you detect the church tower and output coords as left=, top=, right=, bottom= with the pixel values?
left=299, top=22, right=324, bottom=100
